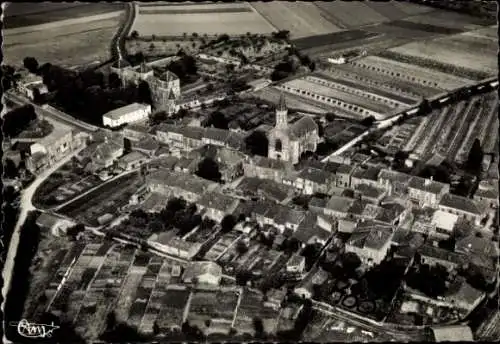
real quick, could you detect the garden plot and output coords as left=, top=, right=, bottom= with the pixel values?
left=406, top=10, right=495, bottom=31
left=187, top=289, right=240, bottom=325
left=204, top=231, right=243, bottom=261
left=250, top=1, right=342, bottom=39
left=389, top=34, right=497, bottom=77
left=234, top=288, right=280, bottom=335
left=354, top=55, right=474, bottom=90
left=133, top=3, right=275, bottom=37
left=156, top=287, right=191, bottom=329
left=4, top=13, right=122, bottom=67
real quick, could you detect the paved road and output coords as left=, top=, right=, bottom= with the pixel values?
left=1, top=146, right=86, bottom=344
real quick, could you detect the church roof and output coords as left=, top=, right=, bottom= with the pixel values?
left=290, top=116, right=318, bottom=138
left=277, top=92, right=287, bottom=112
left=160, top=70, right=179, bottom=82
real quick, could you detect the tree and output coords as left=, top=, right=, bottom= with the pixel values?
left=236, top=240, right=249, bottom=255
left=325, top=113, right=336, bottom=122
left=360, top=115, right=376, bottom=127
left=106, top=311, right=117, bottom=331
left=153, top=321, right=160, bottom=335
left=221, top=214, right=237, bottom=233
left=466, top=139, right=483, bottom=173
left=23, top=57, right=39, bottom=73
left=66, top=223, right=85, bottom=240
left=253, top=317, right=265, bottom=338
left=236, top=270, right=252, bottom=286
left=341, top=252, right=362, bottom=272
left=196, top=157, right=222, bottom=182
left=131, top=30, right=139, bottom=39
left=245, top=130, right=268, bottom=157
left=206, top=111, right=229, bottom=129
left=138, top=80, right=153, bottom=104
left=3, top=158, right=19, bottom=179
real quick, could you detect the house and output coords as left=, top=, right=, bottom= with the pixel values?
left=377, top=169, right=412, bottom=197
left=429, top=210, right=458, bottom=238
left=251, top=200, right=306, bottom=234
left=123, top=123, right=150, bottom=142
left=182, top=261, right=222, bottom=286
left=375, top=202, right=407, bottom=226
left=345, top=221, right=394, bottom=266
left=455, top=234, right=498, bottom=283
left=118, top=151, right=147, bottom=171
left=438, top=193, right=482, bottom=226
left=350, top=166, right=380, bottom=188
left=263, top=288, right=287, bottom=311
left=293, top=212, right=332, bottom=246
left=21, top=120, right=75, bottom=173
left=102, top=103, right=151, bottom=128
left=353, top=184, right=387, bottom=204
left=16, top=70, right=48, bottom=100
left=474, top=179, right=499, bottom=209
left=243, top=155, right=294, bottom=184
left=146, top=169, right=218, bottom=202
left=197, top=192, right=240, bottom=222
left=87, top=138, right=124, bottom=172
left=431, top=325, right=474, bottom=342
left=294, top=167, right=336, bottom=195
left=408, top=177, right=449, bottom=208
left=286, top=254, right=306, bottom=275
left=132, top=136, right=160, bottom=157
left=335, top=163, right=355, bottom=188
left=189, top=144, right=247, bottom=183
left=324, top=195, right=356, bottom=218
left=417, top=243, right=467, bottom=271
left=149, top=235, right=202, bottom=260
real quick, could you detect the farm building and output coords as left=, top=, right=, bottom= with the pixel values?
left=102, top=103, right=151, bottom=128
left=182, top=261, right=222, bottom=286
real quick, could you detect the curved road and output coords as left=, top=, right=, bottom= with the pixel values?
left=1, top=146, right=86, bottom=344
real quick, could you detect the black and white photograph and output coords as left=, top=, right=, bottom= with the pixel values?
left=1, top=1, right=498, bottom=343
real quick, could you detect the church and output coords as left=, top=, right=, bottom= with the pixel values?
left=268, top=93, right=320, bottom=164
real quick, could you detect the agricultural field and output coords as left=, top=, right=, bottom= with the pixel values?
left=4, top=2, right=124, bottom=28
left=132, top=3, right=275, bottom=37
left=388, top=28, right=498, bottom=77
left=250, top=2, right=343, bottom=39
left=4, top=12, right=123, bottom=68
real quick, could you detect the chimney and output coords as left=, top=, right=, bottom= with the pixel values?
left=424, top=178, right=431, bottom=186
left=433, top=240, right=439, bottom=248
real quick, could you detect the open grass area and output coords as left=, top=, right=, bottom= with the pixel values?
left=4, top=13, right=122, bottom=68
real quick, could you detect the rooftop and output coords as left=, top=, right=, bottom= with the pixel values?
left=378, top=169, right=413, bottom=184
left=431, top=210, right=459, bottom=232
left=419, top=243, right=467, bottom=265
left=432, top=325, right=474, bottom=342
left=298, top=167, right=334, bottom=185
left=439, top=193, right=481, bottom=215
left=253, top=156, right=292, bottom=170
left=354, top=184, right=385, bottom=199
left=408, top=176, right=448, bottom=195
left=197, top=192, right=238, bottom=212
left=120, top=151, right=146, bottom=164
left=103, top=103, right=150, bottom=120
left=37, top=119, right=73, bottom=148
left=326, top=195, right=355, bottom=214
left=289, top=116, right=318, bottom=139
left=348, top=222, right=393, bottom=251
left=336, top=163, right=355, bottom=175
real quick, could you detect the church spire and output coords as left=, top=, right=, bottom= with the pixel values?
left=275, top=92, right=288, bottom=129
left=277, top=92, right=287, bottom=112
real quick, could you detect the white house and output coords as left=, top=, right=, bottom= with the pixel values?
left=102, top=103, right=151, bottom=128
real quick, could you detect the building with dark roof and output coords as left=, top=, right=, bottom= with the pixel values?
left=243, top=155, right=294, bottom=184
left=438, top=193, right=482, bottom=225
left=267, top=94, right=320, bottom=164
left=345, top=221, right=394, bottom=265
left=197, top=192, right=240, bottom=222
left=418, top=243, right=468, bottom=271
left=378, top=169, right=413, bottom=197
left=294, top=167, right=336, bottom=195
left=408, top=176, right=450, bottom=207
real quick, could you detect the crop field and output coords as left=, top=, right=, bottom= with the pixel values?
left=4, top=13, right=122, bottom=68
left=188, top=289, right=240, bottom=322
left=352, top=56, right=473, bottom=91
left=292, top=29, right=379, bottom=51
left=406, top=10, right=496, bottom=31
left=132, top=3, right=275, bottom=37
left=234, top=288, right=279, bottom=334
left=250, top=2, right=342, bottom=39
left=4, top=3, right=124, bottom=28
left=389, top=31, right=498, bottom=77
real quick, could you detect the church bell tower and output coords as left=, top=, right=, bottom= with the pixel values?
left=276, top=93, right=288, bottom=129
